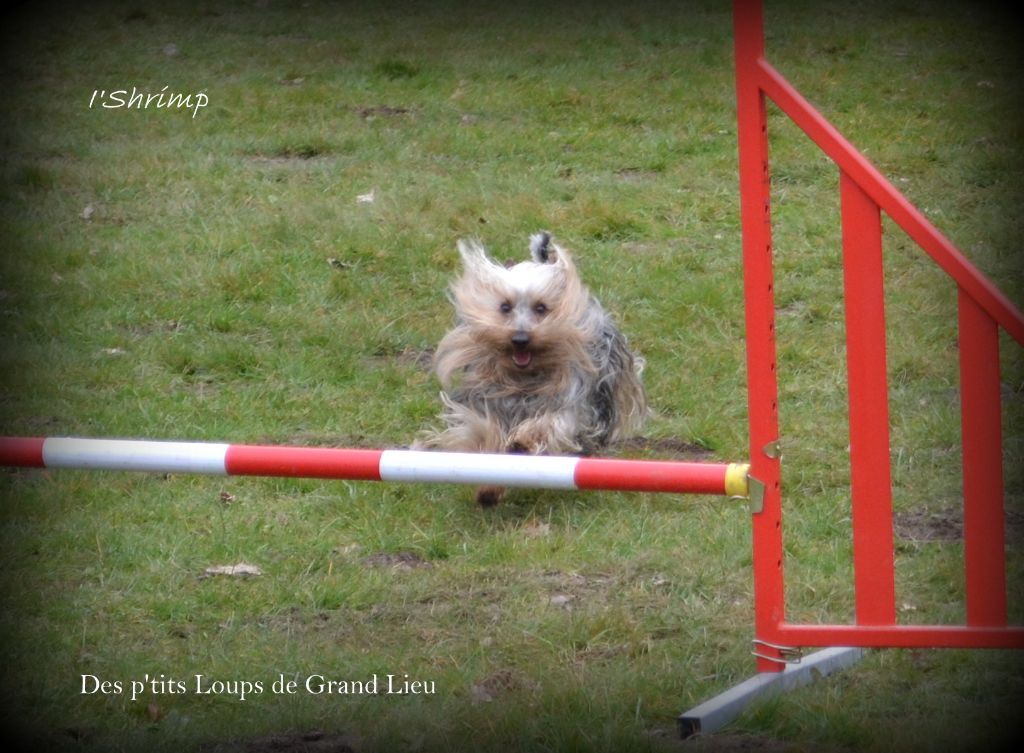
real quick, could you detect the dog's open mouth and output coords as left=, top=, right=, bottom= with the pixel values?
left=512, top=348, right=533, bottom=368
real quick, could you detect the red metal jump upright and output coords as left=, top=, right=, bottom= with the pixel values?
left=734, top=0, right=786, bottom=673
left=734, top=0, right=1024, bottom=670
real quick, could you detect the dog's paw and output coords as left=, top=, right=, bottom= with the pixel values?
left=507, top=426, right=546, bottom=456
left=475, top=485, right=505, bottom=507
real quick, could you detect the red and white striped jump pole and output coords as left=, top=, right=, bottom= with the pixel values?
left=0, top=437, right=750, bottom=497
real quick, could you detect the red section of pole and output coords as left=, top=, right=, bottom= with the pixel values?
left=734, top=0, right=786, bottom=672
left=0, top=437, right=45, bottom=468
left=840, top=172, right=897, bottom=626
left=224, top=445, right=383, bottom=480
left=958, top=289, right=1007, bottom=627
left=574, top=459, right=730, bottom=495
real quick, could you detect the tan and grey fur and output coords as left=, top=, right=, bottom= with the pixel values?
left=418, top=232, right=646, bottom=506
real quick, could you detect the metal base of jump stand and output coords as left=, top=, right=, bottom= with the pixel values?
left=677, top=646, right=865, bottom=739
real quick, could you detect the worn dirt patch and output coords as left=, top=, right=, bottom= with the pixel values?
left=615, top=436, right=716, bottom=460
left=355, top=105, right=411, bottom=120
left=362, top=551, right=431, bottom=570
left=895, top=505, right=1024, bottom=542
left=395, top=345, right=434, bottom=370
left=243, top=143, right=330, bottom=167
left=680, top=732, right=829, bottom=752
left=362, top=345, right=434, bottom=372
left=469, top=668, right=539, bottom=705
left=614, top=167, right=661, bottom=182
left=538, top=569, right=619, bottom=611
left=200, top=730, right=355, bottom=753
left=251, top=432, right=376, bottom=448
left=539, top=569, right=615, bottom=592
left=894, top=507, right=963, bottom=542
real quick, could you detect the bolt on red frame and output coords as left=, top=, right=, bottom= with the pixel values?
left=735, top=0, right=1024, bottom=672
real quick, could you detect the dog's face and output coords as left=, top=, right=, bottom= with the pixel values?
left=450, top=236, right=589, bottom=375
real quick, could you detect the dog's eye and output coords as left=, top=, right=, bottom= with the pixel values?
left=533, top=303, right=548, bottom=316
left=499, top=301, right=512, bottom=314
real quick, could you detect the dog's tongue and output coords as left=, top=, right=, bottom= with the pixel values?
left=512, top=349, right=532, bottom=368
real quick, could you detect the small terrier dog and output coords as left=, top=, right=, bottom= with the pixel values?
left=419, top=232, right=646, bottom=506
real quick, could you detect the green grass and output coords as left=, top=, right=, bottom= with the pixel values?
left=1, top=1, right=1022, bottom=751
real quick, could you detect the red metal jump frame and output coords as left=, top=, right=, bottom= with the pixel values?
left=733, top=0, right=1024, bottom=671
left=677, top=0, right=1024, bottom=738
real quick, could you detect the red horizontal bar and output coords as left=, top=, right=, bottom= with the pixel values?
left=224, top=445, right=383, bottom=480
left=770, top=623, right=1024, bottom=650
left=755, top=58, right=1024, bottom=346
left=574, top=458, right=732, bottom=495
left=0, top=437, right=45, bottom=468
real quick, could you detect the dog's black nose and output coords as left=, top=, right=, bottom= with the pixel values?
left=511, top=332, right=530, bottom=348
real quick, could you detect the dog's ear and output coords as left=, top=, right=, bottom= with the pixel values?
left=531, top=232, right=578, bottom=278
left=529, top=232, right=553, bottom=263
left=457, top=239, right=505, bottom=282
left=457, top=239, right=489, bottom=271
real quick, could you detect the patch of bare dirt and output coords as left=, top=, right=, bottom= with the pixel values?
left=894, top=507, right=962, bottom=542
left=895, top=505, right=1024, bottom=542
left=362, top=345, right=434, bottom=372
left=200, top=730, right=355, bottom=753
left=680, top=732, right=823, bottom=752
left=469, top=668, right=539, bottom=705
left=362, top=551, right=431, bottom=570
left=243, top=143, right=329, bottom=167
left=614, top=166, right=660, bottom=182
left=355, top=105, right=411, bottom=120
left=615, top=436, right=716, bottom=460
left=395, top=345, right=434, bottom=370
left=245, top=156, right=323, bottom=168
left=251, top=432, right=376, bottom=448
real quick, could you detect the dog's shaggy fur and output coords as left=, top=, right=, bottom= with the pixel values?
left=418, top=232, right=646, bottom=505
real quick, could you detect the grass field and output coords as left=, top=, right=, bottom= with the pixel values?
left=1, top=1, right=1022, bottom=751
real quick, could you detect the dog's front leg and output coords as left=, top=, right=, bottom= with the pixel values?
left=507, top=411, right=579, bottom=456
left=474, top=485, right=505, bottom=507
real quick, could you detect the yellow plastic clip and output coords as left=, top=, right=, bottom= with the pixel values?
left=724, top=462, right=751, bottom=498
